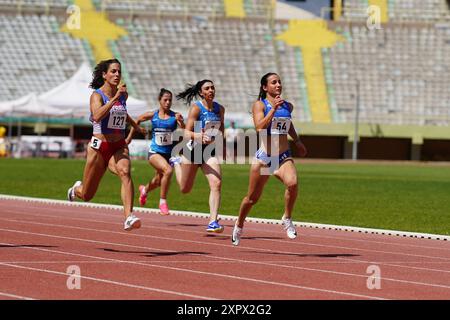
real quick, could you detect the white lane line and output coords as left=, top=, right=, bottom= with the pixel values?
left=1, top=195, right=448, bottom=241
left=0, top=234, right=386, bottom=301
left=0, top=261, right=215, bottom=300
left=2, top=260, right=449, bottom=265
left=2, top=214, right=450, bottom=265
left=3, top=209, right=450, bottom=261
left=2, top=225, right=450, bottom=296
left=338, top=256, right=450, bottom=275
left=3, top=203, right=450, bottom=255
left=0, top=291, right=35, bottom=300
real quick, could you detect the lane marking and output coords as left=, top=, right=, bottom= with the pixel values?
left=3, top=225, right=450, bottom=296
left=0, top=237, right=387, bottom=300
left=0, top=291, right=35, bottom=300
left=1, top=195, right=448, bottom=241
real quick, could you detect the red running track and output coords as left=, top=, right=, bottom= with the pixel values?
left=0, top=198, right=450, bottom=300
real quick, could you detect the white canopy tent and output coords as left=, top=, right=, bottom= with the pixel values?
left=0, top=93, right=72, bottom=117
left=39, top=63, right=149, bottom=119
left=0, top=94, right=31, bottom=115
left=0, top=93, right=74, bottom=158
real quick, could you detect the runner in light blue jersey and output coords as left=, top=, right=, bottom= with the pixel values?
left=232, top=73, right=308, bottom=246
left=174, top=79, right=226, bottom=233
left=127, top=88, right=184, bottom=215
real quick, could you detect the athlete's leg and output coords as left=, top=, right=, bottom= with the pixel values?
left=173, top=155, right=200, bottom=194
left=273, top=159, right=298, bottom=220
left=201, top=156, right=222, bottom=223
left=236, top=162, right=271, bottom=228
left=108, top=146, right=134, bottom=218
left=149, top=154, right=173, bottom=200
left=273, top=159, right=298, bottom=239
left=74, top=147, right=108, bottom=201
left=232, top=161, right=271, bottom=245
left=145, top=173, right=162, bottom=193
left=141, top=155, right=163, bottom=195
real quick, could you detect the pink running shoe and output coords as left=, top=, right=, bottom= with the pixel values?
left=139, top=185, right=147, bottom=206
left=159, top=202, right=170, bottom=216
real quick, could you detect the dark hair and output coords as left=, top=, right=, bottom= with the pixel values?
left=176, top=79, right=213, bottom=105
left=89, top=58, right=121, bottom=89
left=258, top=72, right=278, bottom=100
left=158, top=88, right=172, bottom=100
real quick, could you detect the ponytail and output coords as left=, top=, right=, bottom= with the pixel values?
left=176, top=79, right=213, bottom=105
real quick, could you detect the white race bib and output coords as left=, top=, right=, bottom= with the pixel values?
left=270, top=117, right=291, bottom=135
left=204, top=120, right=221, bottom=137
left=155, top=132, right=173, bottom=146
left=90, top=136, right=102, bottom=150
left=107, top=111, right=127, bottom=130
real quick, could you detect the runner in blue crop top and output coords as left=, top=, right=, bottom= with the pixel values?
left=232, top=73, right=307, bottom=246
left=67, top=59, right=146, bottom=232
left=173, top=79, right=225, bottom=233
left=126, top=88, right=185, bottom=216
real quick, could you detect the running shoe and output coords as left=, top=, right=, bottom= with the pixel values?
left=138, top=185, right=147, bottom=206
left=206, top=220, right=224, bottom=233
left=159, top=202, right=170, bottom=216
left=124, top=214, right=141, bottom=231
left=281, top=217, right=297, bottom=239
left=67, top=180, right=81, bottom=202
left=231, top=224, right=243, bottom=246
left=169, top=156, right=182, bottom=167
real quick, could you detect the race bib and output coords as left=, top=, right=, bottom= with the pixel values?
left=107, top=111, right=127, bottom=130
left=90, top=136, right=102, bottom=150
left=155, top=132, right=173, bottom=146
left=271, top=117, right=291, bottom=135
left=204, top=120, right=221, bottom=137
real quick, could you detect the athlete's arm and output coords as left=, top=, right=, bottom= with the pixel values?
left=184, top=104, right=202, bottom=141
left=90, top=86, right=126, bottom=122
left=125, top=114, right=147, bottom=144
left=175, top=112, right=186, bottom=129
left=252, top=101, right=274, bottom=131
left=219, top=105, right=226, bottom=159
left=286, top=103, right=307, bottom=157
left=126, top=111, right=153, bottom=143
left=253, top=96, right=285, bottom=131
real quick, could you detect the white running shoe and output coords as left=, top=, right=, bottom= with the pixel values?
left=282, top=217, right=297, bottom=239
left=124, top=214, right=141, bottom=231
left=169, top=156, right=182, bottom=167
left=231, top=224, right=243, bottom=246
left=67, top=181, right=82, bottom=202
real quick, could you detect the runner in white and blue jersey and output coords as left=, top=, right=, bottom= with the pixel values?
left=126, top=88, right=184, bottom=216
left=232, top=73, right=308, bottom=246
left=173, top=79, right=225, bottom=233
